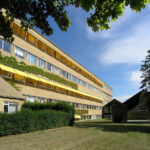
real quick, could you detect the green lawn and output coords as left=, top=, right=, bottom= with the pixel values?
left=0, top=119, right=150, bottom=150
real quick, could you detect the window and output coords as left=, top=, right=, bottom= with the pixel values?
left=27, top=96, right=35, bottom=102
left=47, top=63, right=53, bottom=72
left=80, top=80, right=83, bottom=85
left=39, top=58, right=45, bottom=69
left=0, top=39, right=2, bottom=49
left=0, top=39, right=11, bottom=53
left=28, top=53, right=36, bottom=65
left=76, top=78, right=79, bottom=84
left=55, top=67, right=60, bottom=75
left=47, top=99, right=53, bottom=103
left=3, top=41, right=11, bottom=53
left=72, top=76, right=76, bottom=82
left=61, top=70, right=66, bottom=78
left=67, top=73, right=71, bottom=80
left=38, top=98, right=44, bottom=103
left=15, top=46, right=25, bottom=59
left=87, top=83, right=89, bottom=88
left=84, top=82, right=87, bottom=87
left=4, top=101, right=18, bottom=113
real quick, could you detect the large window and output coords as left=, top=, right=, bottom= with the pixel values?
left=67, top=73, right=71, bottom=80
left=28, top=53, right=36, bottom=65
left=3, top=41, right=11, bottom=53
left=15, top=46, right=25, bottom=59
left=4, top=101, right=18, bottom=113
left=55, top=67, right=60, bottom=75
left=72, top=76, right=76, bottom=82
left=39, top=58, right=45, bottom=69
left=0, top=39, right=11, bottom=53
left=0, top=39, right=2, bottom=49
left=80, top=80, right=83, bottom=85
left=83, top=82, right=87, bottom=87
left=47, top=63, right=53, bottom=72
left=76, top=78, right=79, bottom=84
left=61, top=70, right=66, bottom=78
left=27, top=96, right=35, bottom=103
left=38, top=98, right=44, bottom=103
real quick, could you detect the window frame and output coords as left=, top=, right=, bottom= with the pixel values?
left=27, top=53, right=36, bottom=65
left=4, top=101, right=18, bottom=113
left=15, top=46, right=25, bottom=59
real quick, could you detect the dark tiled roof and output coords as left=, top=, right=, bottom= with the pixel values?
left=123, top=91, right=143, bottom=111
left=103, top=99, right=121, bottom=107
left=0, top=77, right=25, bottom=100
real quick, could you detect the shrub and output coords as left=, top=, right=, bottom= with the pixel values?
left=21, top=101, right=74, bottom=125
left=112, top=103, right=127, bottom=123
left=0, top=109, right=73, bottom=137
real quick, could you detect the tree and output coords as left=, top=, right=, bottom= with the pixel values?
left=140, top=50, right=150, bottom=92
left=0, top=0, right=150, bottom=42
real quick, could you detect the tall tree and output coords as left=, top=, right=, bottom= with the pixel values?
left=140, top=50, right=150, bottom=92
left=0, top=0, right=150, bottom=42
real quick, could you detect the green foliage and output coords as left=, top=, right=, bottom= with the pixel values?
left=21, top=101, right=74, bottom=126
left=140, top=50, right=150, bottom=92
left=0, top=109, right=73, bottom=137
left=0, top=52, right=78, bottom=89
left=1, top=0, right=150, bottom=41
left=6, top=80, right=21, bottom=91
left=112, top=103, right=127, bottom=123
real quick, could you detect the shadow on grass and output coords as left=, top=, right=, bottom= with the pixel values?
left=74, top=121, right=150, bottom=134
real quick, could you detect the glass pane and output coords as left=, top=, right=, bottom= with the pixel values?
left=3, top=41, right=11, bottom=53
left=38, top=98, right=44, bottom=103
left=76, top=78, right=79, bottom=84
left=28, top=53, right=36, bottom=65
left=39, top=58, right=45, bottom=69
left=84, top=82, right=87, bottom=87
left=47, top=63, right=53, bottom=72
left=55, top=67, right=59, bottom=75
left=9, top=104, right=18, bottom=113
left=72, top=76, right=76, bottom=82
left=62, top=70, right=66, bottom=78
left=27, top=96, right=35, bottom=102
left=4, top=105, right=8, bottom=113
left=0, top=39, right=2, bottom=49
left=67, top=73, right=71, bottom=80
left=80, top=80, right=83, bottom=85
left=15, top=46, right=25, bottom=59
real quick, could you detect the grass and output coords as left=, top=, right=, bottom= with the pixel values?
left=0, top=119, right=150, bottom=150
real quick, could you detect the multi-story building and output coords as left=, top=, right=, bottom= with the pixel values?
left=0, top=20, right=112, bottom=120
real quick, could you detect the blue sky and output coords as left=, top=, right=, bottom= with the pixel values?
left=37, top=5, right=150, bottom=102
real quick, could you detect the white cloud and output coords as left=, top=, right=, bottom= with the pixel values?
left=129, top=70, right=142, bottom=83
left=116, top=95, right=132, bottom=102
left=98, top=18, right=150, bottom=65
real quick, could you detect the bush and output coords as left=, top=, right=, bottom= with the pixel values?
left=112, top=103, right=127, bottom=123
left=0, top=109, right=73, bottom=137
left=22, top=102, right=74, bottom=126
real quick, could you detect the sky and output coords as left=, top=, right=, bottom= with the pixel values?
left=36, top=5, right=150, bottom=102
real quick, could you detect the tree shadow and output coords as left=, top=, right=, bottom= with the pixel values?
left=74, top=121, right=150, bottom=134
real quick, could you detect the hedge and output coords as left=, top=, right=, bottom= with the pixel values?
left=112, top=103, right=127, bottom=123
left=0, top=109, right=73, bottom=137
left=21, top=102, right=74, bottom=125
left=22, top=101, right=74, bottom=113
left=0, top=52, right=77, bottom=89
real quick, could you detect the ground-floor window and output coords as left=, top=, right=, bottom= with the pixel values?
left=27, top=96, right=35, bottom=102
left=4, top=101, right=18, bottom=113
left=38, top=98, right=44, bottom=103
